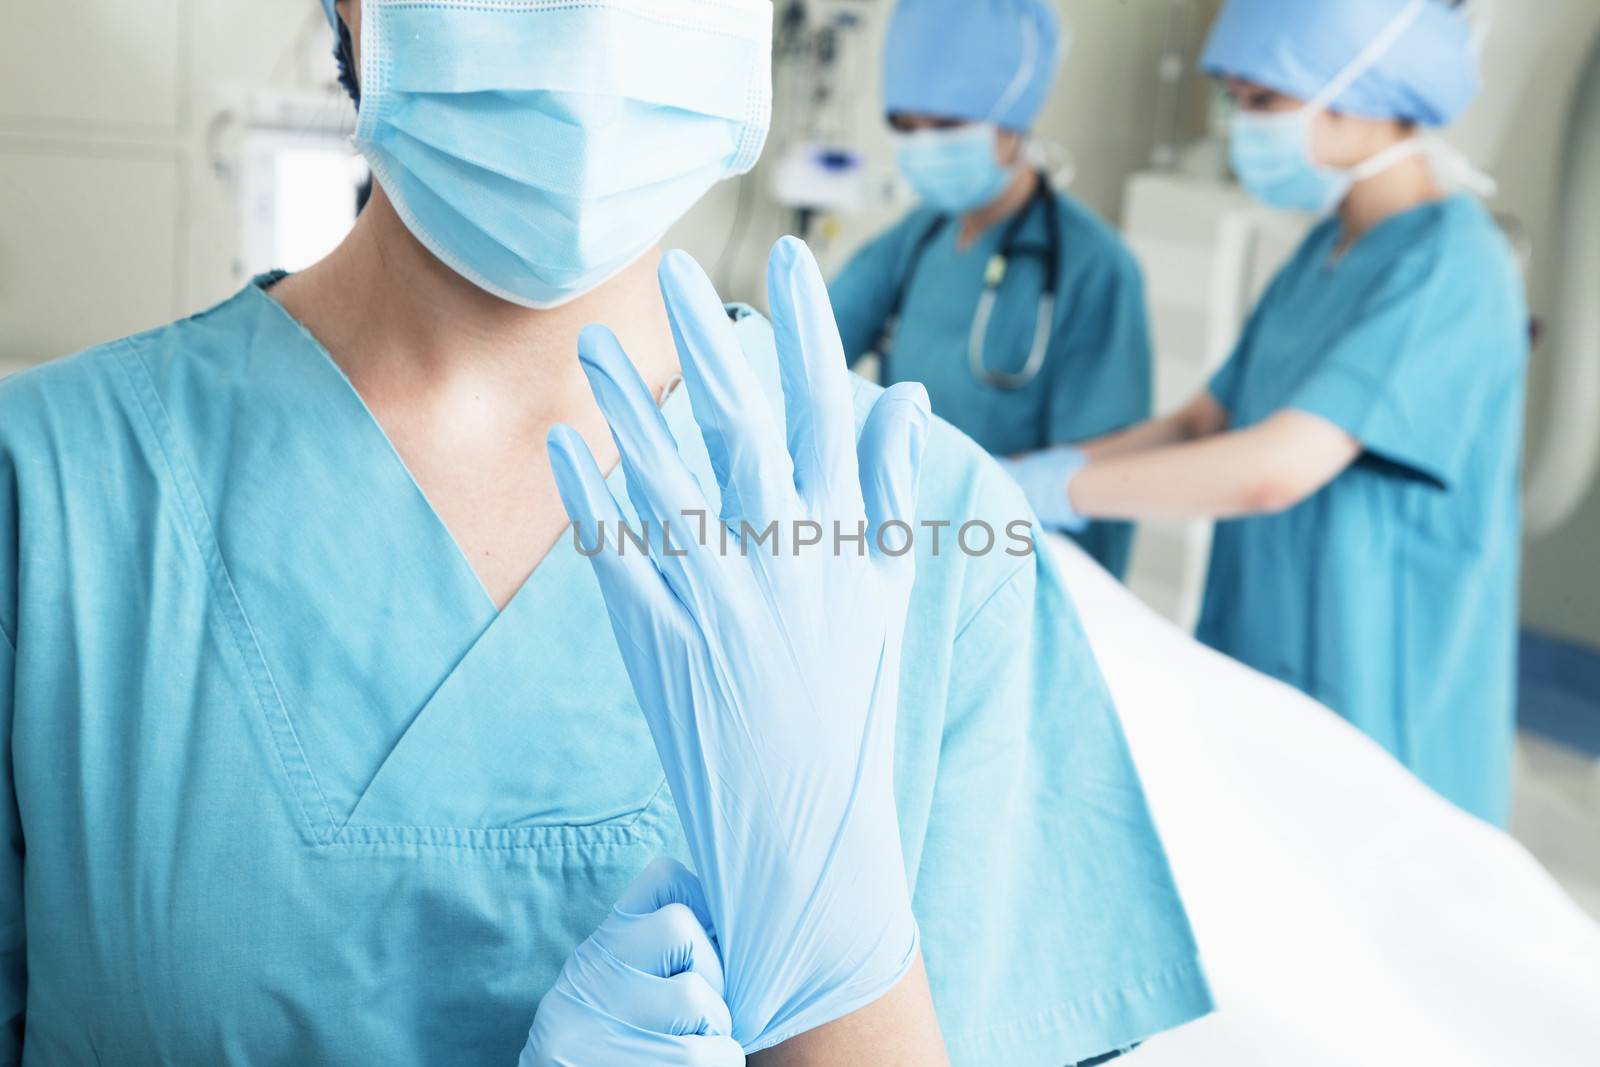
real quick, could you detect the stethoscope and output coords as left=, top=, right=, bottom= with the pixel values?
left=874, top=169, right=1062, bottom=390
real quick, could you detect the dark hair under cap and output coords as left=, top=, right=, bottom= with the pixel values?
left=334, top=14, right=360, bottom=104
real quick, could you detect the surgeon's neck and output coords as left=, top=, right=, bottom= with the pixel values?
left=1335, top=150, right=1446, bottom=256
left=958, top=166, right=1039, bottom=250
left=274, top=182, right=682, bottom=420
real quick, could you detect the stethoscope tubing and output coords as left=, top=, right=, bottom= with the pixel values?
left=878, top=169, right=1062, bottom=391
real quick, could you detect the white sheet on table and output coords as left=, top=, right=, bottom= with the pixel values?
left=1045, top=537, right=1600, bottom=1067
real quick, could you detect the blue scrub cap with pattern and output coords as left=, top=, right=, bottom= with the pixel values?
left=883, top=0, right=1066, bottom=132
left=1201, top=0, right=1480, bottom=127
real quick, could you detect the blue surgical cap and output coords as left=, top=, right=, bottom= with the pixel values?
left=320, top=0, right=337, bottom=31
left=1201, top=0, right=1479, bottom=127
left=883, top=0, right=1065, bottom=131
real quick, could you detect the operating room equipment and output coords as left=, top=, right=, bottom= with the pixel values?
left=768, top=142, right=872, bottom=218
left=763, top=0, right=888, bottom=245
left=550, top=240, right=927, bottom=1051
left=345, top=0, right=773, bottom=309
left=1047, top=536, right=1600, bottom=1067
left=521, top=858, right=743, bottom=1067
left=870, top=171, right=1063, bottom=391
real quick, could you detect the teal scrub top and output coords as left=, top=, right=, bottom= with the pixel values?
left=0, top=278, right=1210, bottom=1066
left=1198, top=196, right=1527, bottom=826
left=829, top=190, right=1153, bottom=578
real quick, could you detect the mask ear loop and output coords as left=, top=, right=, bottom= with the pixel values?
left=1346, top=136, right=1424, bottom=181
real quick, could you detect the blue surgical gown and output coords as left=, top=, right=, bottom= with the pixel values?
left=829, top=190, right=1153, bottom=578
left=1198, top=196, right=1528, bottom=826
left=0, top=277, right=1210, bottom=1065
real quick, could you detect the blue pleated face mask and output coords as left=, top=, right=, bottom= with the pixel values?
left=891, top=123, right=1016, bottom=214
left=1228, top=106, right=1424, bottom=216
left=1228, top=108, right=1351, bottom=214
left=353, top=0, right=773, bottom=309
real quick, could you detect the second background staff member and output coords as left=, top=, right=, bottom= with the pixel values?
left=829, top=0, right=1154, bottom=578
left=1006, top=0, right=1526, bottom=826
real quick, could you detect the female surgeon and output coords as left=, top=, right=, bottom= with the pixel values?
left=0, top=0, right=1212, bottom=1062
left=1004, top=0, right=1527, bottom=826
left=828, top=0, right=1153, bottom=579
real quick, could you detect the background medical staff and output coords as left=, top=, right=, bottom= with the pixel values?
left=1005, top=0, right=1527, bottom=826
left=828, top=0, right=1153, bottom=579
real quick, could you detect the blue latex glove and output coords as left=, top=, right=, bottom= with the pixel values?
left=999, top=447, right=1089, bottom=532
left=520, top=858, right=744, bottom=1067
left=548, top=237, right=930, bottom=1052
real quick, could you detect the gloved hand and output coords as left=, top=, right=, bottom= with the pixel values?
left=548, top=237, right=930, bottom=1052
left=520, top=857, right=744, bottom=1067
left=999, top=446, right=1089, bottom=532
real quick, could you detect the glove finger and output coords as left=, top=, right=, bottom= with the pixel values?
left=576, top=956, right=735, bottom=1039
left=659, top=971, right=736, bottom=1039
left=577, top=324, right=720, bottom=608
left=659, top=249, right=798, bottom=529
left=766, top=235, right=865, bottom=520
left=547, top=425, right=679, bottom=624
left=677, top=1034, right=746, bottom=1067
left=614, top=857, right=717, bottom=944
left=521, top=980, right=739, bottom=1065
left=599, top=900, right=726, bottom=997
left=857, top=382, right=930, bottom=568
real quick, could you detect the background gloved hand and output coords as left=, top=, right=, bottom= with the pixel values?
left=520, top=857, right=744, bottom=1067
left=549, top=237, right=930, bottom=1052
left=1000, top=446, right=1090, bottom=532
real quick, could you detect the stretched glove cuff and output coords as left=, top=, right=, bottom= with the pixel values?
left=741, top=919, right=921, bottom=1055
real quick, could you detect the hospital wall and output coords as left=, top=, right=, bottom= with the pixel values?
left=3, top=0, right=1598, bottom=650
left=1, top=1, right=345, bottom=371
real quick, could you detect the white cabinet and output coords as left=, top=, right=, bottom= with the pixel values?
left=0, top=148, right=180, bottom=363
left=1120, top=171, right=1311, bottom=629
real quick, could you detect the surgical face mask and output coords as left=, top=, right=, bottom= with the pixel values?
left=352, top=0, right=772, bottom=309
left=1227, top=0, right=1428, bottom=215
left=892, top=123, right=1016, bottom=214
left=1229, top=107, right=1421, bottom=214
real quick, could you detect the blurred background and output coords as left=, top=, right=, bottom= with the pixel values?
left=1, top=0, right=1596, bottom=910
